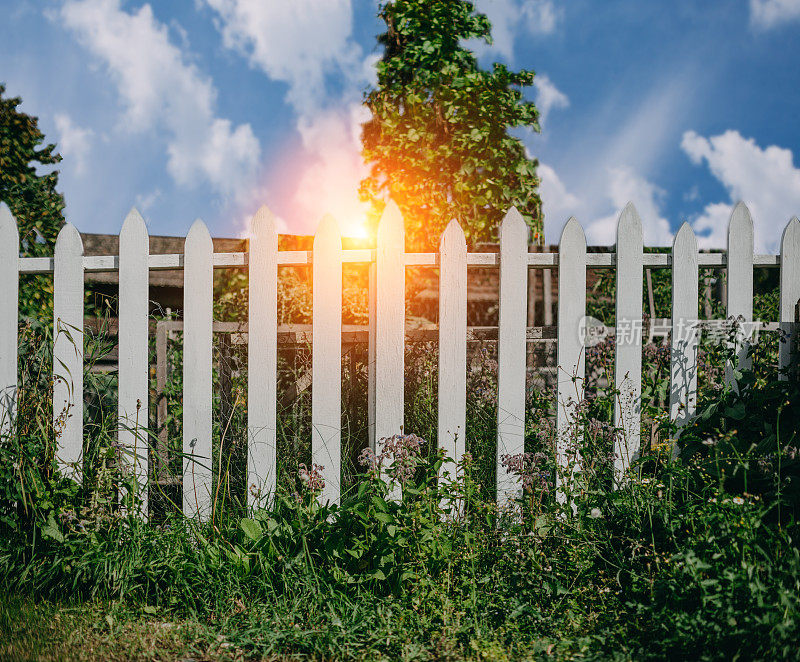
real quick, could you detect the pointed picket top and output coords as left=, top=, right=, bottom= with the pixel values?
left=617, top=202, right=643, bottom=244
left=674, top=221, right=697, bottom=253
left=121, top=206, right=146, bottom=231
left=559, top=216, right=585, bottom=247
left=250, top=204, right=279, bottom=240
left=500, top=206, right=529, bottom=243
left=315, top=213, right=342, bottom=246
left=780, top=216, right=800, bottom=253
left=441, top=218, right=466, bottom=251
left=186, top=218, right=212, bottom=249
left=779, top=216, right=800, bottom=377
left=728, top=201, right=754, bottom=241
left=120, top=207, right=148, bottom=252
left=377, top=200, right=404, bottom=247
left=55, top=223, right=84, bottom=255
left=0, top=203, right=18, bottom=245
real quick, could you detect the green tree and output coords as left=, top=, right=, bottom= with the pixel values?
left=360, top=0, right=542, bottom=250
left=0, top=84, right=65, bottom=315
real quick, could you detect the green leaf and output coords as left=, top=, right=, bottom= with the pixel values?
left=240, top=518, right=262, bottom=542
left=41, top=512, right=64, bottom=543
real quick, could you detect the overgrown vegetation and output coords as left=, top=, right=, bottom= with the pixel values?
left=2, top=304, right=799, bottom=660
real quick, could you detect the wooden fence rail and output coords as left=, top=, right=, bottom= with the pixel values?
left=0, top=201, right=797, bottom=519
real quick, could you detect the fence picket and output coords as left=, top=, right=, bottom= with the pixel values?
left=0, top=205, right=18, bottom=434
left=438, top=219, right=467, bottom=476
left=312, top=215, right=342, bottom=505
left=726, top=202, right=754, bottom=385
left=669, top=223, right=699, bottom=432
left=247, top=206, right=279, bottom=505
left=614, top=203, right=643, bottom=481
left=555, top=217, right=586, bottom=502
left=118, top=208, right=150, bottom=515
left=183, top=220, right=214, bottom=520
left=496, top=207, right=529, bottom=503
left=779, top=217, right=800, bottom=378
left=10, top=201, right=796, bottom=507
left=373, top=202, right=405, bottom=454
left=54, top=224, right=85, bottom=481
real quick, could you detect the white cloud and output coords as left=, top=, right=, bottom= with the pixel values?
left=750, top=0, right=800, bottom=29
left=203, top=0, right=369, bottom=116
left=291, top=104, right=372, bottom=237
left=473, top=0, right=561, bottom=60
left=202, top=0, right=376, bottom=234
left=53, top=113, right=92, bottom=175
left=540, top=164, right=672, bottom=246
left=681, top=130, right=800, bottom=250
left=535, top=74, right=569, bottom=126
left=134, top=188, right=162, bottom=212
left=61, top=0, right=261, bottom=204
left=585, top=167, right=672, bottom=246
left=538, top=163, right=581, bottom=239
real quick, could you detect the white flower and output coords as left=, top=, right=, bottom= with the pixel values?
left=641, top=478, right=652, bottom=485
left=708, top=497, right=717, bottom=504
left=732, top=496, right=744, bottom=505
left=589, top=507, right=602, bottom=519
left=702, top=438, right=718, bottom=447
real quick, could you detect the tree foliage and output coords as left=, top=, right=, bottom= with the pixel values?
left=360, top=0, right=542, bottom=250
left=0, top=84, right=65, bottom=315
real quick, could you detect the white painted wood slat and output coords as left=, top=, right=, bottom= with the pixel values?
left=118, top=208, right=150, bottom=514
left=555, top=218, right=586, bottom=502
left=669, top=223, right=699, bottom=436
left=726, top=203, right=754, bottom=385
left=367, top=261, right=377, bottom=446
left=0, top=205, right=18, bottom=434
left=613, top=203, right=643, bottom=482
left=183, top=220, right=214, bottom=520
left=373, top=202, right=406, bottom=451
left=438, top=220, right=467, bottom=477
left=496, top=207, right=529, bottom=504
left=312, top=216, right=343, bottom=505
left=54, top=224, right=85, bottom=481
left=15, top=249, right=788, bottom=274
left=779, top=217, right=800, bottom=378
left=247, top=206, right=279, bottom=505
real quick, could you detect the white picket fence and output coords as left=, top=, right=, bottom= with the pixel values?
left=0, top=201, right=798, bottom=519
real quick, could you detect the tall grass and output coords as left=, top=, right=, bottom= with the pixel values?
left=2, top=298, right=799, bottom=659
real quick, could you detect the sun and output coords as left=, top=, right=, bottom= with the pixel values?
left=343, top=218, right=369, bottom=240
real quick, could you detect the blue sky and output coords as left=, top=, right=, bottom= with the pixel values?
left=2, top=0, right=799, bottom=251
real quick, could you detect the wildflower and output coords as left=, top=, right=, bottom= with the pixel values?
left=732, top=496, right=744, bottom=505
left=589, top=507, right=602, bottom=519
left=701, top=438, right=718, bottom=447
left=361, top=434, right=426, bottom=484
left=708, top=497, right=717, bottom=504
left=641, top=478, right=652, bottom=485
left=500, top=452, right=549, bottom=492
left=298, top=463, right=325, bottom=493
